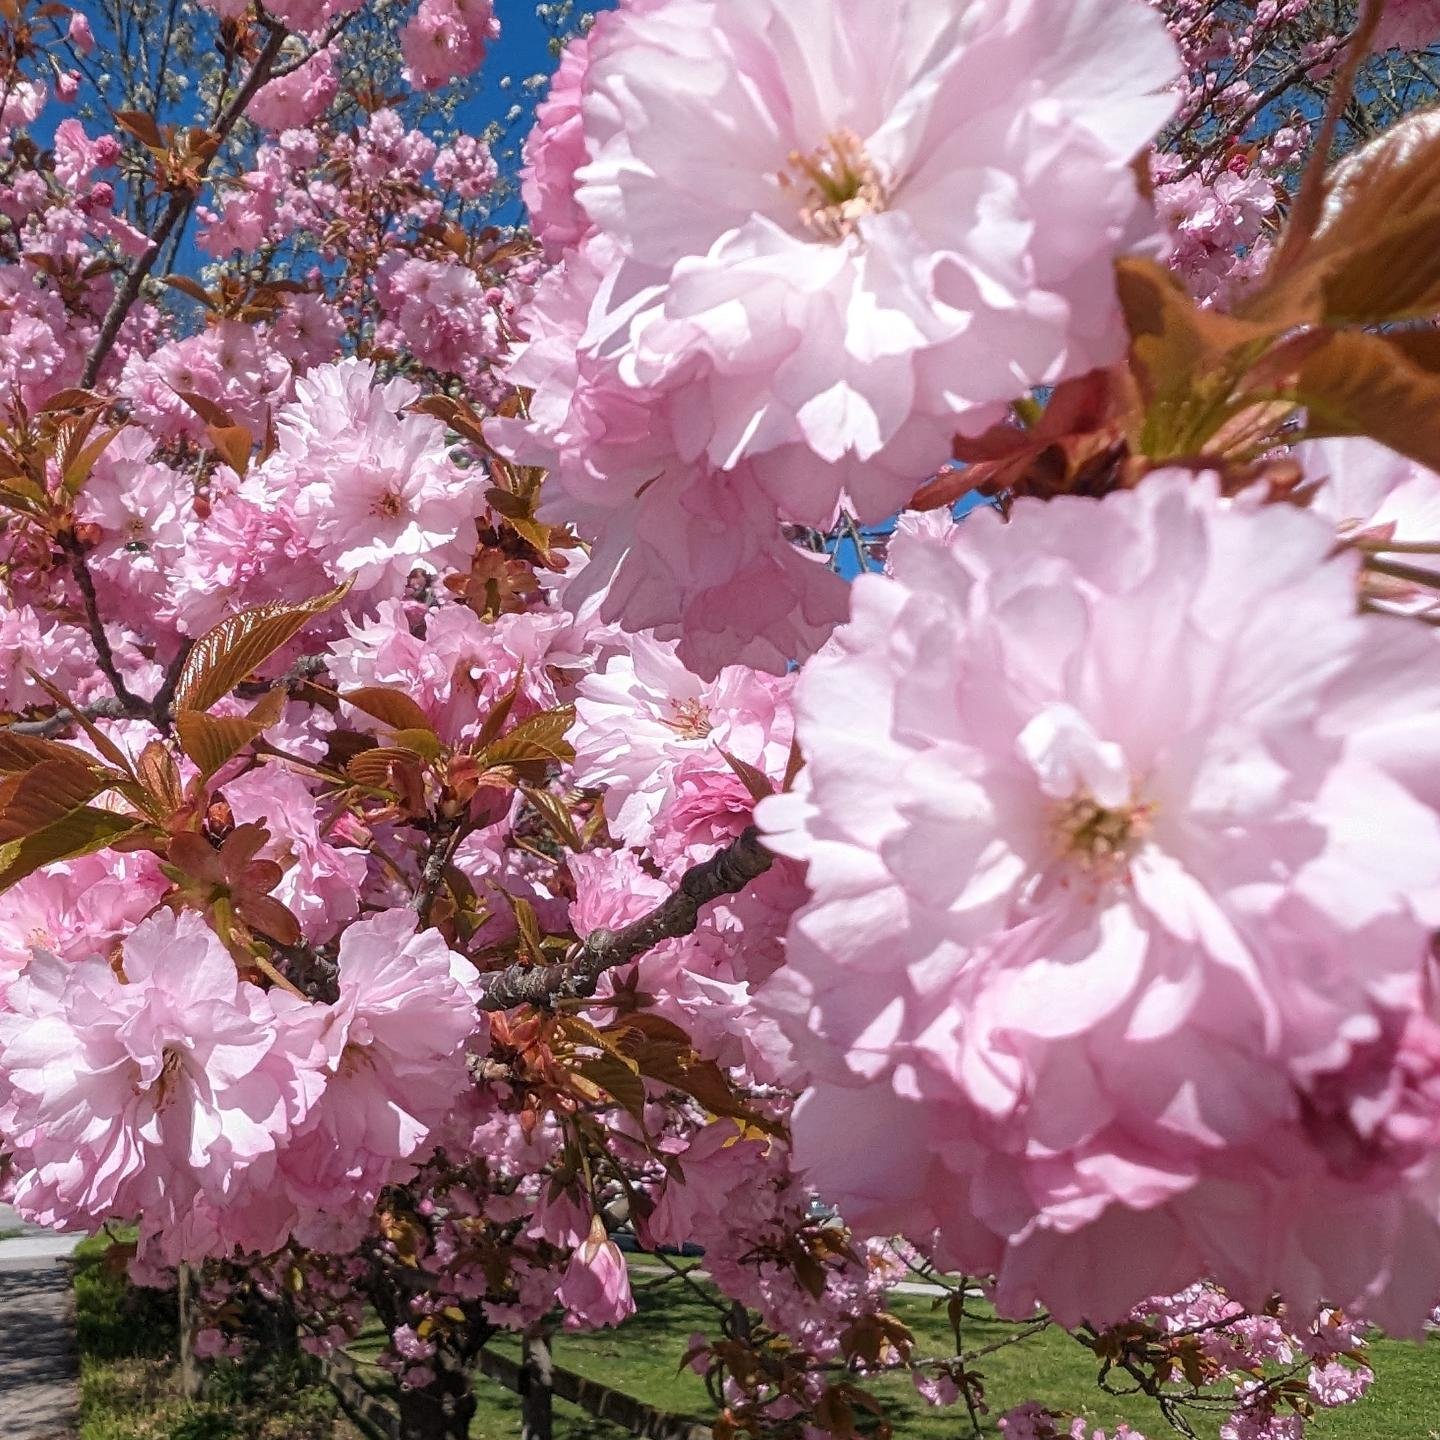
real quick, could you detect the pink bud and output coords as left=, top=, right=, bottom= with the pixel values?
left=557, top=1216, right=635, bottom=1330
left=68, top=11, right=95, bottom=54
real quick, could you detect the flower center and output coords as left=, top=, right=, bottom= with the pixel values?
left=372, top=487, right=406, bottom=519
left=153, top=1045, right=186, bottom=1108
left=779, top=130, right=888, bottom=242
left=1053, top=792, right=1152, bottom=880
left=661, top=697, right=712, bottom=740
left=339, top=1040, right=374, bottom=1078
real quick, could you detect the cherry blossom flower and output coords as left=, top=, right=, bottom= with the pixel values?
left=520, top=25, right=598, bottom=260
left=401, top=0, right=498, bottom=90
left=0, top=852, right=168, bottom=1002
left=557, top=1216, right=636, bottom=1329
left=1373, top=0, right=1440, bottom=51
left=498, top=243, right=848, bottom=676
left=760, top=473, right=1440, bottom=1331
left=222, top=767, right=367, bottom=943
left=253, top=358, right=481, bottom=594
left=325, top=598, right=568, bottom=745
left=571, top=633, right=795, bottom=849
left=1300, top=437, right=1440, bottom=616
left=542, top=0, right=1180, bottom=525
left=277, top=910, right=483, bottom=1246
left=0, top=606, right=95, bottom=712
left=0, top=910, right=318, bottom=1235
left=249, top=48, right=338, bottom=131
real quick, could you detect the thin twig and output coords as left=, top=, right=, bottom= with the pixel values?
left=59, top=534, right=147, bottom=714
left=1365, top=554, right=1440, bottom=590
left=4, top=697, right=131, bottom=737
left=413, top=815, right=467, bottom=925
left=81, top=25, right=289, bottom=386
left=478, top=829, right=774, bottom=1011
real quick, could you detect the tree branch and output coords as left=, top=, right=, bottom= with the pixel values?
left=81, top=24, right=289, bottom=387
left=59, top=534, right=148, bottom=715
left=5, top=698, right=132, bottom=737
left=478, top=829, right=775, bottom=1012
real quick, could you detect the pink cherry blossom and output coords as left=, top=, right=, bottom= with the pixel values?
left=542, top=0, right=1179, bottom=525
left=433, top=135, right=498, bottom=200
left=557, top=1216, right=636, bottom=1329
left=1373, top=0, right=1440, bottom=51
left=253, top=358, right=481, bottom=595
left=498, top=242, right=848, bottom=677
left=66, top=12, right=95, bottom=53
left=0, top=851, right=168, bottom=1002
left=520, top=27, right=597, bottom=260
left=249, top=48, right=338, bottom=132
left=0, top=909, right=317, bottom=1237
left=760, top=472, right=1440, bottom=1332
left=221, top=766, right=367, bottom=943
left=324, top=598, right=566, bottom=745
left=571, top=633, right=795, bottom=850
left=401, top=0, right=498, bottom=90
left=277, top=910, right=483, bottom=1246
left=0, top=606, right=96, bottom=712
left=1308, top=1361, right=1373, bottom=1408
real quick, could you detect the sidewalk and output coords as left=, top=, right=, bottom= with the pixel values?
left=0, top=1203, right=85, bottom=1440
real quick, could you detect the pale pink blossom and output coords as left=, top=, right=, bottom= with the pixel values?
left=0, top=910, right=318, bottom=1237
left=1373, top=0, right=1440, bottom=51
left=254, top=358, right=480, bottom=594
left=0, top=851, right=168, bottom=1002
left=67, top=12, right=95, bottom=53
left=434, top=135, right=498, bottom=200
left=249, top=48, right=338, bottom=132
left=0, top=607, right=95, bottom=713
left=499, top=244, right=847, bottom=677
left=222, top=766, right=367, bottom=943
left=401, top=0, right=498, bottom=90
left=278, top=910, right=483, bottom=1246
left=760, top=473, right=1440, bottom=1332
left=1299, top=437, right=1440, bottom=617
left=1308, top=1361, right=1373, bottom=1408
left=520, top=26, right=598, bottom=259
left=557, top=1216, right=636, bottom=1329
left=539, top=0, right=1179, bottom=525
left=571, top=633, right=795, bottom=849
left=325, top=598, right=566, bottom=745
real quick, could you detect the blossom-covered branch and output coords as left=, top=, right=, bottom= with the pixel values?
left=80, top=22, right=289, bottom=385
left=478, top=827, right=774, bottom=1011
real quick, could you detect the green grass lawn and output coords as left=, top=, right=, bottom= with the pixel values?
left=343, top=1260, right=1440, bottom=1440
left=72, top=1235, right=362, bottom=1440
left=72, top=1235, right=1440, bottom=1439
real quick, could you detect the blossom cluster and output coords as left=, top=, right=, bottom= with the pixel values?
left=3, top=0, right=1440, bottom=1436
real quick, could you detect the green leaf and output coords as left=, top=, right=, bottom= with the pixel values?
left=0, top=807, right=145, bottom=892
left=1289, top=329, right=1440, bottom=475
left=173, top=583, right=351, bottom=715
left=341, top=687, right=436, bottom=734
left=478, top=705, right=576, bottom=772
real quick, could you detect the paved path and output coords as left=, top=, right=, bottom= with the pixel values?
left=0, top=1204, right=84, bottom=1440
